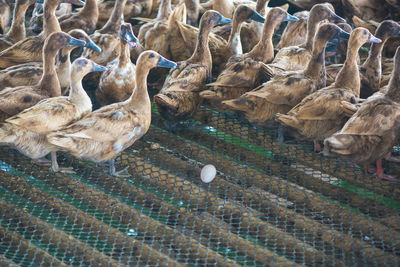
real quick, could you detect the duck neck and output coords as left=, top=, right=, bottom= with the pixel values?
left=69, top=74, right=92, bottom=108
left=334, top=41, right=361, bottom=95
left=38, top=50, right=61, bottom=97
left=303, top=38, right=328, bottom=84
left=43, top=0, right=61, bottom=37
left=385, top=58, right=400, bottom=102
left=188, top=19, right=212, bottom=71
left=256, top=0, right=269, bottom=15
left=99, top=0, right=127, bottom=34
left=56, top=47, right=73, bottom=77
left=157, top=0, right=171, bottom=20
left=227, top=15, right=243, bottom=54
left=118, top=40, right=131, bottom=67
left=79, top=0, right=98, bottom=17
left=6, top=0, right=29, bottom=42
left=303, top=14, right=319, bottom=51
left=247, top=19, right=275, bottom=62
left=128, top=62, right=150, bottom=113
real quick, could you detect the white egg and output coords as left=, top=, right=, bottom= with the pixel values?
left=200, top=164, right=216, bottom=183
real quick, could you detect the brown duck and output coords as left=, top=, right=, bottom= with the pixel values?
left=154, top=10, right=231, bottom=124
left=47, top=51, right=176, bottom=177
left=276, top=28, right=381, bottom=152
left=222, top=23, right=350, bottom=125
left=200, top=7, right=297, bottom=106
left=0, top=29, right=101, bottom=94
left=324, top=46, right=400, bottom=182
left=96, top=23, right=138, bottom=106
left=0, top=32, right=86, bottom=122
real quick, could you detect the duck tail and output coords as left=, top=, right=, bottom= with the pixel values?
left=340, top=100, right=358, bottom=117
left=275, top=113, right=300, bottom=129
left=168, top=3, right=187, bottom=29
left=222, top=97, right=252, bottom=113
left=0, top=123, right=16, bottom=144
left=46, top=132, right=70, bottom=150
left=199, top=89, right=218, bottom=100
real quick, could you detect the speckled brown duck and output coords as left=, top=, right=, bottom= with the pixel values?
left=0, top=32, right=86, bottom=122
left=0, top=0, right=10, bottom=35
left=96, top=23, right=138, bottom=106
left=276, top=27, right=381, bottom=152
left=58, top=0, right=99, bottom=34
left=199, top=8, right=297, bottom=106
left=0, top=29, right=101, bottom=94
left=0, top=0, right=83, bottom=69
left=154, top=11, right=231, bottom=124
left=47, top=51, right=176, bottom=177
left=0, top=0, right=32, bottom=52
left=323, top=46, right=400, bottom=182
left=326, top=20, right=400, bottom=98
left=268, top=3, right=345, bottom=73
left=222, top=23, right=350, bottom=126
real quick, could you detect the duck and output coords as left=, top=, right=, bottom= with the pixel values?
left=0, top=0, right=10, bottom=34
left=323, top=46, right=400, bottom=182
left=137, top=0, right=173, bottom=59
left=96, top=23, right=138, bottom=106
left=277, top=10, right=308, bottom=49
left=275, top=27, right=382, bottom=152
left=177, top=4, right=265, bottom=75
left=202, top=0, right=235, bottom=19
left=154, top=10, right=231, bottom=124
left=0, top=29, right=101, bottom=93
left=46, top=51, right=176, bottom=177
left=0, top=0, right=84, bottom=69
left=96, top=0, right=138, bottom=29
left=0, top=0, right=31, bottom=52
left=326, top=20, right=400, bottom=98
left=184, top=0, right=201, bottom=26
left=0, top=58, right=107, bottom=173
left=0, top=32, right=86, bottom=122
left=82, top=0, right=128, bottom=66
left=199, top=8, right=297, bottom=106
left=268, top=3, right=346, bottom=73
left=58, top=0, right=99, bottom=34
left=222, top=23, right=350, bottom=126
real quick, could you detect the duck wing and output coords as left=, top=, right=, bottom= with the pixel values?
left=0, top=86, right=45, bottom=117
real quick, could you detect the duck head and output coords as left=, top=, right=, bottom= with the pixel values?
left=309, top=3, right=346, bottom=24
left=137, top=50, right=177, bottom=70
left=69, top=29, right=101, bottom=52
left=350, top=27, right=381, bottom=48
left=317, top=23, right=351, bottom=44
left=38, top=0, right=84, bottom=6
left=234, top=4, right=265, bottom=24
left=374, top=20, right=400, bottom=43
left=71, top=57, right=107, bottom=80
left=119, top=22, right=139, bottom=48
left=44, top=31, right=86, bottom=54
left=266, top=7, right=298, bottom=25
left=200, top=10, right=232, bottom=28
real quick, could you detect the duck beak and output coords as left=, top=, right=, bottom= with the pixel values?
left=62, top=0, right=85, bottom=6
left=67, top=36, right=86, bottom=47
left=157, top=56, right=177, bottom=69
left=337, top=29, right=351, bottom=40
left=126, top=32, right=138, bottom=48
left=217, top=16, right=232, bottom=26
left=367, top=34, right=382, bottom=43
left=91, top=62, right=107, bottom=73
left=329, top=13, right=346, bottom=24
left=284, top=13, right=299, bottom=22
left=36, top=0, right=43, bottom=3
left=250, top=10, right=265, bottom=24
left=85, top=38, right=101, bottom=53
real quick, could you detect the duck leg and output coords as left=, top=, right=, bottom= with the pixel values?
left=385, top=152, right=400, bottom=163
left=50, top=152, right=76, bottom=174
left=313, top=140, right=322, bottom=152
left=375, top=159, right=400, bottom=182
left=277, top=124, right=284, bottom=145
left=109, top=159, right=130, bottom=177
left=32, top=157, right=52, bottom=166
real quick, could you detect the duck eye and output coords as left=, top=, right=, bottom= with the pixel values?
left=149, top=53, right=155, bottom=59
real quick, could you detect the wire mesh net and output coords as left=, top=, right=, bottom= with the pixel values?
left=1, top=98, right=400, bottom=266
